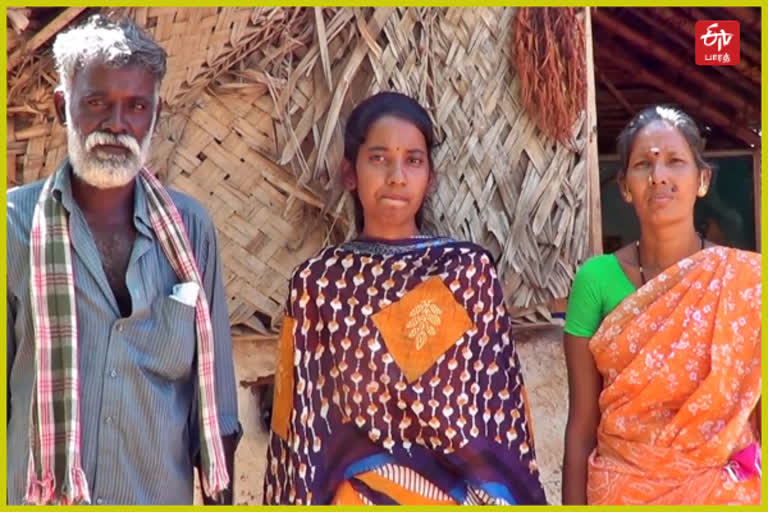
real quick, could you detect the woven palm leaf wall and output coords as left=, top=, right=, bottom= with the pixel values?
left=7, top=6, right=591, bottom=335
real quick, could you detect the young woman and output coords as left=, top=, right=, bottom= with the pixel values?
left=562, top=105, right=761, bottom=505
left=263, top=92, right=547, bottom=505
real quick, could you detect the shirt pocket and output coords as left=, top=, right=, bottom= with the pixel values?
left=138, top=294, right=197, bottom=381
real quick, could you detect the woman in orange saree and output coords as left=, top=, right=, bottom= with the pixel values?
left=562, top=106, right=761, bottom=505
left=587, top=246, right=761, bottom=504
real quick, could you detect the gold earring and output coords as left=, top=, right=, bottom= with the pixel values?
left=697, top=175, right=708, bottom=197
left=624, top=186, right=632, bottom=202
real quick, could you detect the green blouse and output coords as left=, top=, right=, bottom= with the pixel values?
left=564, top=254, right=637, bottom=338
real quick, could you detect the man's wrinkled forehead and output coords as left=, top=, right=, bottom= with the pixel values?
left=71, top=59, right=157, bottom=91
left=73, top=50, right=132, bottom=77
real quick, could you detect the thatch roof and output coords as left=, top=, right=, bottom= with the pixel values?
left=7, top=7, right=595, bottom=336
left=592, top=7, right=761, bottom=153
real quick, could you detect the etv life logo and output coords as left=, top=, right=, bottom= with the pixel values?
left=695, top=21, right=740, bottom=66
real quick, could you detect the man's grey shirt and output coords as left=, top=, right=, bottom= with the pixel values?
left=7, top=162, right=240, bottom=504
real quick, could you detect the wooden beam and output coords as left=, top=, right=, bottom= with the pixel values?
left=753, top=148, right=761, bottom=250
left=8, top=8, right=88, bottom=71
left=597, top=88, right=736, bottom=104
left=628, top=8, right=693, bottom=53
left=719, top=6, right=760, bottom=32
left=592, top=8, right=759, bottom=121
left=634, top=8, right=760, bottom=86
left=687, top=7, right=761, bottom=65
left=597, top=70, right=634, bottom=116
left=585, top=8, right=603, bottom=256
left=630, top=8, right=760, bottom=92
left=596, top=44, right=760, bottom=147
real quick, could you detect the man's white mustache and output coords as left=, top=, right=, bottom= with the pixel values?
left=84, top=131, right=141, bottom=158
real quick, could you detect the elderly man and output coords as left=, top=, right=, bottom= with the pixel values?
left=7, top=15, right=240, bottom=505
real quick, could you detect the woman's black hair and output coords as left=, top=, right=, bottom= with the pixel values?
left=616, top=105, right=710, bottom=176
left=343, top=91, right=437, bottom=233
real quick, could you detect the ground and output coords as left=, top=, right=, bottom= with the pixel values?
left=196, top=326, right=569, bottom=505
left=515, top=326, right=568, bottom=504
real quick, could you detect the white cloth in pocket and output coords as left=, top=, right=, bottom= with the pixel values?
left=170, top=281, right=200, bottom=307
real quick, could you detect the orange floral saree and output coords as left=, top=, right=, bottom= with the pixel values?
left=587, top=247, right=761, bottom=505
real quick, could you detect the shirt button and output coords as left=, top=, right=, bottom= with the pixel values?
left=105, top=416, right=113, bottom=424
left=109, top=369, right=117, bottom=378
left=96, top=497, right=104, bottom=505
left=117, top=324, right=124, bottom=332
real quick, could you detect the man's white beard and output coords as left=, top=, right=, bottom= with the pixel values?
left=66, top=104, right=155, bottom=189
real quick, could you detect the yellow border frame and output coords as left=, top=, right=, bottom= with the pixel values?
left=2, top=2, right=764, bottom=511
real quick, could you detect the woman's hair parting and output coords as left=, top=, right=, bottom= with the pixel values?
left=616, top=105, right=710, bottom=175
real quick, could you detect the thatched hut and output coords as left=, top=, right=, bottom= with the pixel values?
left=7, top=6, right=598, bottom=330
left=8, top=7, right=595, bottom=502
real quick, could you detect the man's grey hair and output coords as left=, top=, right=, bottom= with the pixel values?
left=53, top=14, right=167, bottom=98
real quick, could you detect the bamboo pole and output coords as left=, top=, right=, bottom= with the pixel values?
left=595, top=44, right=760, bottom=147
left=592, top=8, right=759, bottom=120
left=597, top=70, right=634, bottom=115
left=8, top=8, right=88, bottom=71
left=585, top=8, right=603, bottom=256
left=651, top=7, right=760, bottom=84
